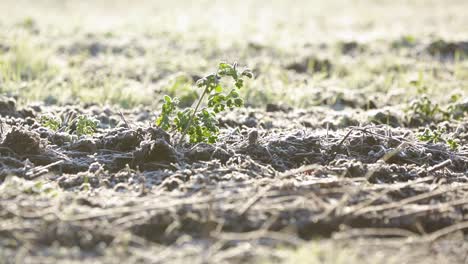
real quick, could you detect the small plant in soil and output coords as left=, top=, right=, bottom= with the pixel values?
left=40, top=115, right=61, bottom=131
left=156, top=62, right=253, bottom=143
left=417, top=128, right=460, bottom=150
left=407, top=95, right=467, bottom=123
left=75, top=115, right=99, bottom=136
left=446, top=138, right=460, bottom=151
left=409, top=96, right=441, bottom=121
left=40, top=114, right=99, bottom=136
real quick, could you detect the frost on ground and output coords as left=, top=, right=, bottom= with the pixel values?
left=0, top=0, right=468, bottom=263
left=1, top=97, right=467, bottom=263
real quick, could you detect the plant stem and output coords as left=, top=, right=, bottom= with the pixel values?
left=178, top=86, right=208, bottom=145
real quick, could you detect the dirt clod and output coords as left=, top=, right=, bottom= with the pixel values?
left=426, top=40, right=468, bottom=58
left=286, top=56, right=332, bottom=75
left=2, top=127, right=42, bottom=155
left=100, top=128, right=144, bottom=151
left=0, top=97, right=18, bottom=117
left=133, top=139, right=177, bottom=165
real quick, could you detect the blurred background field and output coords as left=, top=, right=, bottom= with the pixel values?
left=0, top=0, right=467, bottom=110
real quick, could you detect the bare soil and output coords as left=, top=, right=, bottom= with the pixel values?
left=0, top=96, right=467, bottom=263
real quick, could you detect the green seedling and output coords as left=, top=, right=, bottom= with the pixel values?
left=409, top=96, right=440, bottom=120
left=417, top=128, right=443, bottom=143
left=408, top=95, right=467, bottom=123
left=417, top=128, right=460, bottom=150
left=40, top=115, right=61, bottom=131
left=156, top=62, right=253, bottom=143
left=444, top=94, right=467, bottom=120
left=40, top=114, right=99, bottom=136
left=446, top=138, right=460, bottom=151
left=75, top=115, right=99, bottom=136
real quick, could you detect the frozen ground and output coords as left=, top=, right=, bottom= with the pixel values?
left=0, top=0, right=467, bottom=263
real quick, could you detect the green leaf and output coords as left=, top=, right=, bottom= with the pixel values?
left=229, top=90, right=239, bottom=98
left=226, top=99, right=233, bottom=108
left=446, top=139, right=459, bottom=150
left=234, top=98, right=243, bottom=107
left=235, top=79, right=243, bottom=88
